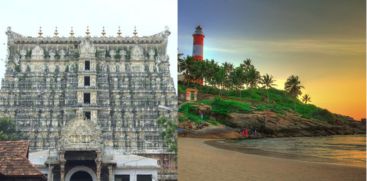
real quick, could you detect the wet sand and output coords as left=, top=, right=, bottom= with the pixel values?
left=178, top=138, right=366, bottom=181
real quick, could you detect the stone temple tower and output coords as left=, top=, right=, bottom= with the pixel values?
left=0, top=26, right=177, bottom=153
left=0, top=26, right=177, bottom=181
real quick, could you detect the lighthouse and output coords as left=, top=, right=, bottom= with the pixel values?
left=191, top=25, right=205, bottom=85
left=192, top=25, right=205, bottom=61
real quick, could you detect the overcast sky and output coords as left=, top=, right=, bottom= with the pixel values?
left=179, top=0, right=365, bottom=119
left=0, top=0, right=177, bottom=90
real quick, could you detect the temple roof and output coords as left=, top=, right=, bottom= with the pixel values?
left=0, top=140, right=29, bottom=157
left=6, top=26, right=171, bottom=45
left=0, top=141, right=45, bottom=178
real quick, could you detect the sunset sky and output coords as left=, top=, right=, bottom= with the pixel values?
left=179, top=0, right=366, bottom=120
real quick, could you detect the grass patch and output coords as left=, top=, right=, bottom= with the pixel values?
left=211, top=97, right=252, bottom=116
left=206, top=119, right=221, bottom=126
left=178, top=102, right=205, bottom=123
left=179, top=83, right=342, bottom=123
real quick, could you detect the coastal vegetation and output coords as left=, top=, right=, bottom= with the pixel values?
left=178, top=56, right=365, bottom=138
left=179, top=56, right=307, bottom=99
left=179, top=84, right=350, bottom=125
left=302, top=94, right=311, bottom=104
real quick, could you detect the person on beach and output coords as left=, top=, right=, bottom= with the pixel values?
left=244, top=128, right=249, bottom=138
left=241, top=129, right=246, bottom=138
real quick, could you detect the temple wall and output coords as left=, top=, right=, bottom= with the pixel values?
left=0, top=29, right=177, bottom=153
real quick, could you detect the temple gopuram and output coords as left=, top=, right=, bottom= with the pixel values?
left=0, top=26, right=177, bottom=181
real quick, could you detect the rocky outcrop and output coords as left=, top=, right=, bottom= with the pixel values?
left=179, top=110, right=366, bottom=139
left=225, top=111, right=366, bottom=137
left=179, top=125, right=242, bottom=139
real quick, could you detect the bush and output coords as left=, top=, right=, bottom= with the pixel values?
left=0, top=117, right=25, bottom=141
left=312, top=109, right=335, bottom=122
left=178, top=84, right=186, bottom=94
left=178, top=103, right=203, bottom=123
left=157, top=117, right=177, bottom=153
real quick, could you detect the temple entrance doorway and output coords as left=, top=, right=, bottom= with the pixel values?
left=70, top=171, right=92, bottom=181
left=65, top=166, right=97, bottom=181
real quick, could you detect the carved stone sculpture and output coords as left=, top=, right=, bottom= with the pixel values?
left=130, top=45, right=144, bottom=60
left=31, top=45, right=44, bottom=60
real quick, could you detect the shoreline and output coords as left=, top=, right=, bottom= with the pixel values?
left=179, top=126, right=366, bottom=140
left=178, top=137, right=366, bottom=181
left=205, top=138, right=366, bottom=168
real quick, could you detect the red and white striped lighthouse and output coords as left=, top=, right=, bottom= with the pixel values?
left=192, top=25, right=205, bottom=61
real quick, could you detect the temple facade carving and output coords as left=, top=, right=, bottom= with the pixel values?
left=0, top=27, right=177, bottom=181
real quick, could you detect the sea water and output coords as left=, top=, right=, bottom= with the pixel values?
left=237, top=135, right=366, bottom=167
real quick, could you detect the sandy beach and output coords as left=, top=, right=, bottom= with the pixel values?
left=178, top=137, right=366, bottom=181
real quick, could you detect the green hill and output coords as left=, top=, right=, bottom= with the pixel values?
left=178, top=84, right=364, bottom=138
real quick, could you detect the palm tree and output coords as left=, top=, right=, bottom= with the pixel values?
left=223, top=62, right=234, bottom=73
left=191, top=60, right=205, bottom=87
left=240, top=58, right=252, bottom=70
left=179, top=56, right=195, bottom=85
left=230, top=67, right=245, bottom=97
left=284, top=75, right=304, bottom=98
left=204, top=60, right=218, bottom=88
left=260, top=74, right=276, bottom=89
left=214, top=65, right=226, bottom=96
left=222, top=62, right=234, bottom=89
left=302, top=94, right=311, bottom=104
left=246, top=66, right=261, bottom=88
left=260, top=74, right=276, bottom=102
